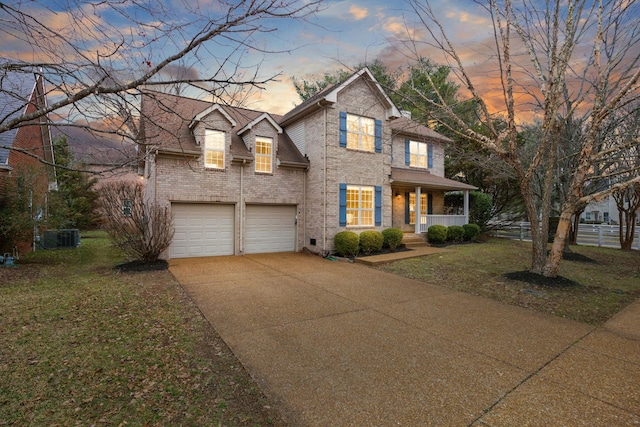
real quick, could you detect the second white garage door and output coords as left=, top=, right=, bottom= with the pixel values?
left=171, top=203, right=235, bottom=258
left=245, top=205, right=296, bottom=254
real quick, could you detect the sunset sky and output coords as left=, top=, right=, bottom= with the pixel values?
left=1, top=0, right=498, bottom=114
left=3, top=0, right=630, bottom=124
left=225, top=0, right=497, bottom=114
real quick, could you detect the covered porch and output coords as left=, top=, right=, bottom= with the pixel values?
left=390, top=168, right=478, bottom=234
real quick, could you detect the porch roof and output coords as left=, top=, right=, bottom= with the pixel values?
left=390, top=168, right=477, bottom=191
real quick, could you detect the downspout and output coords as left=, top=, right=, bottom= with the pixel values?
left=303, top=166, right=307, bottom=251
left=239, top=159, right=245, bottom=254
left=321, top=103, right=327, bottom=255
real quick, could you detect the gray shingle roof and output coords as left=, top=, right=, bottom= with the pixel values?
left=141, top=90, right=308, bottom=167
left=0, top=71, right=36, bottom=164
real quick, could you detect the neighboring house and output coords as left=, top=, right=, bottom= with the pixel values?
left=140, top=68, right=476, bottom=259
left=581, top=194, right=640, bottom=225
left=0, top=70, right=55, bottom=252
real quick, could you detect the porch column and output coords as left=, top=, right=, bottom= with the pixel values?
left=463, top=190, right=470, bottom=224
left=415, top=186, right=422, bottom=233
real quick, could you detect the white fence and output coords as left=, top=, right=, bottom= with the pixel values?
left=418, top=215, right=467, bottom=232
left=494, top=222, right=640, bottom=250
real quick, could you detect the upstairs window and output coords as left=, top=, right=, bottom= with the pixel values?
left=205, top=129, right=225, bottom=169
left=405, top=139, right=433, bottom=169
left=255, top=136, right=273, bottom=173
left=347, top=114, right=375, bottom=152
left=339, top=112, right=382, bottom=153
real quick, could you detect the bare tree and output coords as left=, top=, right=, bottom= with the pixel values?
left=0, top=0, right=321, bottom=167
left=400, top=0, right=640, bottom=277
left=98, top=180, right=173, bottom=263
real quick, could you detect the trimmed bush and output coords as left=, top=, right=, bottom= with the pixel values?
left=446, top=225, right=464, bottom=242
left=427, top=225, right=447, bottom=244
left=334, top=231, right=359, bottom=257
left=463, top=223, right=481, bottom=241
left=382, top=228, right=404, bottom=251
left=359, top=230, right=384, bottom=255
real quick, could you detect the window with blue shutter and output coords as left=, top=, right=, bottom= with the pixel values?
left=428, top=143, right=433, bottom=168
left=375, top=186, right=382, bottom=226
left=428, top=193, right=433, bottom=215
left=339, top=112, right=347, bottom=147
left=405, top=139, right=410, bottom=165
left=339, top=183, right=347, bottom=226
left=374, top=120, right=382, bottom=153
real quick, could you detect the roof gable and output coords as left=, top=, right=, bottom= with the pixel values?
left=189, top=104, right=236, bottom=129
left=238, top=112, right=282, bottom=135
left=0, top=71, right=39, bottom=165
left=281, top=67, right=402, bottom=125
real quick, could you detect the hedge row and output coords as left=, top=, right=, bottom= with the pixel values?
left=334, top=228, right=404, bottom=257
left=427, top=223, right=481, bottom=244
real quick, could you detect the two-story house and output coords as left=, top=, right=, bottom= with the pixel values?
left=140, top=68, right=476, bottom=259
left=0, top=71, right=56, bottom=252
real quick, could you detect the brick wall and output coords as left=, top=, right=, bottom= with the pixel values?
left=302, top=77, right=393, bottom=254
left=150, top=110, right=305, bottom=256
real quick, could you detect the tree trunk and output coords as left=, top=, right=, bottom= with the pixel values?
left=521, top=185, right=546, bottom=275
left=570, top=208, right=584, bottom=245
left=543, top=210, right=573, bottom=277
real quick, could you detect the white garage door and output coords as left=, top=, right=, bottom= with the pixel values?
left=245, top=205, right=296, bottom=254
left=171, top=203, right=234, bottom=258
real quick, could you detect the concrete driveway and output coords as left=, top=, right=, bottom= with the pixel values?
left=170, top=252, right=640, bottom=426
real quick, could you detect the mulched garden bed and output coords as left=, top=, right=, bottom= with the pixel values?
left=115, top=260, right=169, bottom=272
left=503, top=270, right=580, bottom=288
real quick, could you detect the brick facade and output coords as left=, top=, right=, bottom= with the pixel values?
left=143, top=68, right=474, bottom=258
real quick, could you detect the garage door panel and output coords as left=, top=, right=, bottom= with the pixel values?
left=245, top=205, right=296, bottom=254
left=171, top=203, right=234, bottom=258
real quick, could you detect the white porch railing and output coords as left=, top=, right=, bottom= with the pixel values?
left=418, top=215, right=468, bottom=232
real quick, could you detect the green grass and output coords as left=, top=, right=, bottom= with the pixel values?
left=0, top=232, right=282, bottom=426
left=379, top=238, right=640, bottom=325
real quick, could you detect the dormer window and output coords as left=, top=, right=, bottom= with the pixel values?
left=255, top=136, right=273, bottom=173
left=205, top=129, right=225, bottom=169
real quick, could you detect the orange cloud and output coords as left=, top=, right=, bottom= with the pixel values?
left=349, top=5, right=369, bottom=20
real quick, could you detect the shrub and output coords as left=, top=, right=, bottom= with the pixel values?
left=98, top=181, right=174, bottom=263
left=447, top=225, right=464, bottom=242
left=382, top=228, right=404, bottom=251
left=359, top=230, right=384, bottom=255
left=463, top=223, right=482, bottom=241
left=334, top=231, right=359, bottom=257
left=427, top=225, right=447, bottom=244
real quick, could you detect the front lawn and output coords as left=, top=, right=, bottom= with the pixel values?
left=378, top=238, right=640, bottom=325
left=0, top=232, right=283, bottom=426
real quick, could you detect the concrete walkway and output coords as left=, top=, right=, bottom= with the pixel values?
left=170, top=252, right=640, bottom=426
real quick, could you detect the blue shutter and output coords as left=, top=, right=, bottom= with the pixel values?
left=374, top=120, right=382, bottom=153
left=339, top=112, right=347, bottom=147
left=339, top=183, right=347, bottom=226
left=375, top=186, right=382, bottom=226
left=405, top=192, right=410, bottom=224
left=428, top=143, right=433, bottom=168
left=428, top=193, right=433, bottom=215
left=405, top=139, right=410, bottom=165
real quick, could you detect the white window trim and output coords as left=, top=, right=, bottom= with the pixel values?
left=346, top=185, right=374, bottom=227
left=410, top=140, right=428, bottom=169
left=254, top=136, right=273, bottom=173
left=346, top=113, right=375, bottom=152
left=204, top=129, right=225, bottom=169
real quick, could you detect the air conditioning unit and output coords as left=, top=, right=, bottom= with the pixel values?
left=41, top=229, right=81, bottom=249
